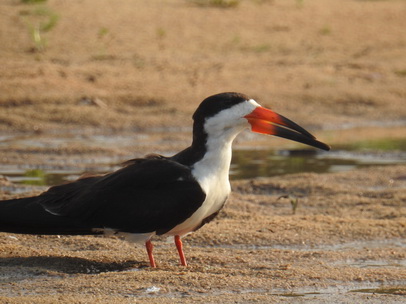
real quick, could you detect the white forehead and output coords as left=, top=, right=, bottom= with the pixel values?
left=248, top=99, right=261, bottom=108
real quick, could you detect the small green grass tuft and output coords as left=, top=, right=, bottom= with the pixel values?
left=98, top=27, right=109, bottom=39
left=251, top=43, right=271, bottom=53
left=319, top=25, right=332, bottom=35
left=290, top=197, right=299, bottom=215
left=189, top=0, right=240, bottom=8
left=278, top=195, right=300, bottom=215
left=92, top=27, right=115, bottom=60
left=21, top=6, right=59, bottom=52
left=156, top=27, right=167, bottom=39
left=21, top=0, right=47, bottom=3
left=394, top=69, right=406, bottom=77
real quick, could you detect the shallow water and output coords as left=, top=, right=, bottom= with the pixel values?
left=1, top=136, right=405, bottom=186
left=0, top=133, right=406, bottom=186
left=231, top=144, right=406, bottom=179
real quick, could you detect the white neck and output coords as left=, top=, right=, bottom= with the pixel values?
left=192, top=135, right=233, bottom=192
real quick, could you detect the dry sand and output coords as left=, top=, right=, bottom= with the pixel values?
left=1, top=0, right=405, bottom=133
left=0, top=0, right=405, bottom=303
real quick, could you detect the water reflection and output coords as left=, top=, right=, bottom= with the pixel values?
left=231, top=146, right=406, bottom=180
left=1, top=138, right=406, bottom=186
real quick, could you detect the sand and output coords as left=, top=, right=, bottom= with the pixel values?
left=0, top=0, right=405, bottom=303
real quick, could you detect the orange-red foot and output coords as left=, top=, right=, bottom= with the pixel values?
left=175, top=235, right=187, bottom=266
left=145, top=240, right=156, bottom=268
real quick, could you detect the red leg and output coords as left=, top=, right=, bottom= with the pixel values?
left=175, top=235, right=187, bottom=266
left=145, top=240, right=156, bottom=268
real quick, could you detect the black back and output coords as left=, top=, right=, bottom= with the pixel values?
left=37, top=159, right=206, bottom=235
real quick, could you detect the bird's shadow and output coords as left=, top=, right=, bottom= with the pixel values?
left=0, top=256, right=146, bottom=274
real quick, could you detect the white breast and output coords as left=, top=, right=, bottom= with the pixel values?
left=166, top=145, right=232, bottom=236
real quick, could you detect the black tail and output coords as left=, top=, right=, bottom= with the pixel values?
left=0, top=196, right=100, bottom=235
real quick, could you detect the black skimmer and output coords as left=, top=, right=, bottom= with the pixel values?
left=0, top=92, right=330, bottom=267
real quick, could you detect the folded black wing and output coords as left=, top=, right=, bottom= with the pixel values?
left=38, top=159, right=206, bottom=234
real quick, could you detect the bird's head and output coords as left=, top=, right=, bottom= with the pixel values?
left=193, top=92, right=330, bottom=151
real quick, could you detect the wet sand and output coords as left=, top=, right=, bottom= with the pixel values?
left=1, top=0, right=406, bottom=303
left=1, top=166, right=405, bottom=303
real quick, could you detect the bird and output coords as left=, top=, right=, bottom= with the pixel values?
left=0, top=92, right=330, bottom=268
